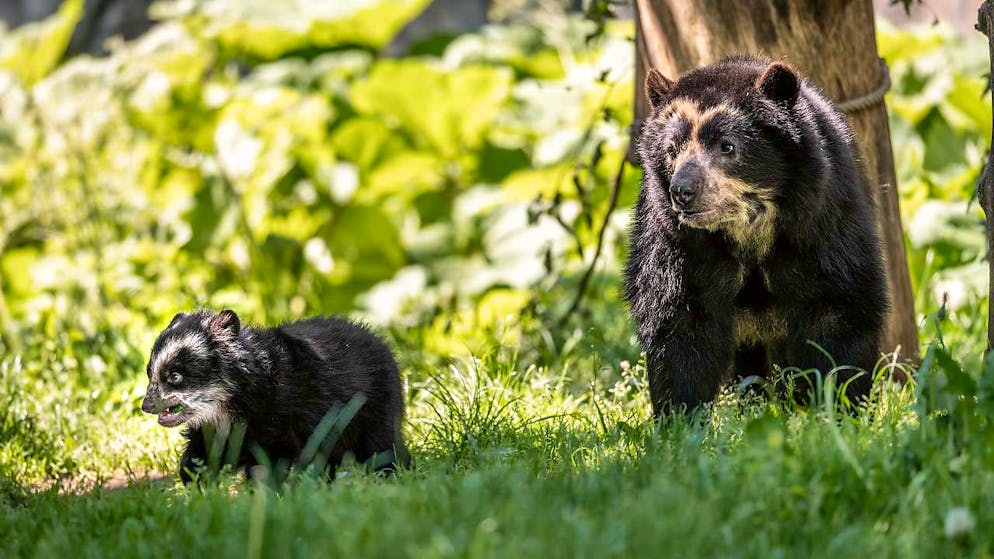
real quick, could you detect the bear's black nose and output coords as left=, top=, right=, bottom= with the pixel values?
left=671, top=184, right=696, bottom=209
left=141, top=391, right=160, bottom=414
left=670, top=163, right=704, bottom=210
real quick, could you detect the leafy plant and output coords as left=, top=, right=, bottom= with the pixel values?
left=881, top=20, right=992, bottom=360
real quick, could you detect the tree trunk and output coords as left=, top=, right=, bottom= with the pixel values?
left=976, top=1, right=994, bottom=353
left=632, top=0, right=919, bottom=363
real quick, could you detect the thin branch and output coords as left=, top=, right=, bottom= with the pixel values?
left=558, top=152, right=627, bottom=326
left=551, top=209, right=586, bottom=258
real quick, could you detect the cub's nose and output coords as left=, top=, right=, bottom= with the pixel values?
left=670, top=162, right=704, bottom=210
left=141, top=395, right=158, bottom=414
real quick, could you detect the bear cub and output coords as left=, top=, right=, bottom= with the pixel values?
left=142, top=309, right=409, bottom=482
left=625, top=57, right=888, bottom=415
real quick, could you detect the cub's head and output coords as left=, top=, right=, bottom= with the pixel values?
left=638, top=58, right=812, bottom=253
left=141, top=309, right=242, bottom=428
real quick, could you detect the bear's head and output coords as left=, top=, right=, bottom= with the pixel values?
left=638, top=58, right=822, bottom=255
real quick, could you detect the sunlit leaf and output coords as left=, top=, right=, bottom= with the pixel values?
left=330, top=117, right=409, bottom=171
left=501, top=165, right=573, bottom=200
left=321, top=204, right=405, bottom=285
left=0, top=0, right=84, bottom=85
left=350, top=60, right=513, bottom=160
left=166, top=0, right=433, bottom=61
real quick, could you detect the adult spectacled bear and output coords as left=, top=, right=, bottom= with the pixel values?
left=624, top=57, right=888, bottom=416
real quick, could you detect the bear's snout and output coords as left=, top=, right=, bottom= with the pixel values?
left=141, top=385, right=161, bottom=414
left=670, top=161, right=706, bottom=211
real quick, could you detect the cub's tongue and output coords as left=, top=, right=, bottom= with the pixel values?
left=158, top=405, right=185, bottom=427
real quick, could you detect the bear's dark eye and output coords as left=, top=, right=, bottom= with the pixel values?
left=720, top=141, right=736, bottom=155
left=166, top=371, right=183, bottom=386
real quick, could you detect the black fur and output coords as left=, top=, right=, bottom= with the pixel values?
left=142, top=309, right=409, bottom=482
left=624, top=57, right=888, bottom=416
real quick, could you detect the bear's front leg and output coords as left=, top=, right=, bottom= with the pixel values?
left=645, top=316, right=736, bottom=417
left=179, top=427, right=208, bottom=484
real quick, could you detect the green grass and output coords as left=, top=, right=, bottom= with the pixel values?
left=2, top=305, right=993, bottom=558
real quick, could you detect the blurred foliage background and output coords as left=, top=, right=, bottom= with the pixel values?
left=0, top=0, right=641, bottom=361
left=0, top=0, right=991, bottom=490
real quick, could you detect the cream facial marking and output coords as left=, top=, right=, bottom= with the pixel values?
left=680, top=171, right=779, bottom=259
left=661, top=100, right=746, bottom=172
left=658, top=98, right=779, bottom=258
left=657, top=99, right=743, bottom=143
left=180, top=386, right=234, bottom=429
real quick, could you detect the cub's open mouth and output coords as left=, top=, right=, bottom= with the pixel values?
left=158, top=404, right=186, bottom=427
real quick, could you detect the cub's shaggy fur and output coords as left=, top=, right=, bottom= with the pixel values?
left=142, top=309, right=408, bottom=481
left=625, top=57, right=888, bottom=415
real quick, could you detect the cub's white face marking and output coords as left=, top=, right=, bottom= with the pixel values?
left=177, top=386, right=234, bottom=429
left=146, top=322, right=237, bottom=429
left=149, top=332, right=209, bottom=378
left=153, top=385, right=234, bottom=429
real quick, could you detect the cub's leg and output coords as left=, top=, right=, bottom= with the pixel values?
left=179, top=427, right=208, bottom=484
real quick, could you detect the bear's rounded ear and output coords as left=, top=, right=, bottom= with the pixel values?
left=646, top=68, right=674, bottom=110
left=210, top=309, right=241, bottom=336
left=167, top=312, right=187, bottom=328
left=756, top=62, right=800, bottom=106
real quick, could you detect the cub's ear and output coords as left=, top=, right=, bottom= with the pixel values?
left=167, top=312, right=187, bottom=328
left=210, top=309, right=241, bottom=336
left=756, top=62, right=800, bottom=106
left=645, top=68, right=674, bottom=110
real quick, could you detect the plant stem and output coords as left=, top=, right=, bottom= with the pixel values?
left=558, top=152, right=626, bottom=326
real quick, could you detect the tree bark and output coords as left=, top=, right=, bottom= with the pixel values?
left=632, top=0, right=919, bottom=363
left=976, top=1, right=994, bottom=353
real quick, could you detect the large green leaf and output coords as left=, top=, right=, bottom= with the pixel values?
left=941, top=74, right=993, bottom=139
left=0, top=0, right=83, bottom=85
left=364, top=151, right=445, bottom=202
left=309, top=0, right=433, bottom=51
left=161, top=0, right=432, bottom=61
left=321, top=204, right=405, bottom=286
left=907, top=200, right=985, bottom=254
left=350, top=60, right=513, bottom=160
left=330, top=117, right=409, bottom=171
